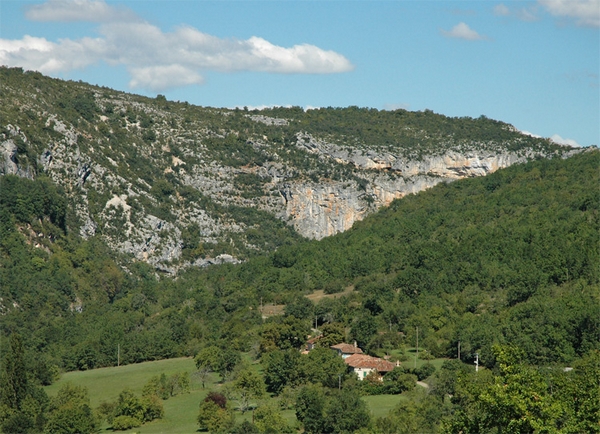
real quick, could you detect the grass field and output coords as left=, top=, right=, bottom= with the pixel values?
left=45, top=357, right=217, bottom=433
left=45, top=355, right=423, bottom=433
left=363, top=394, right=408, bottom=418
left=382, top=347, right=450, bottom=373
left=45, top=357, right=203, bottom=408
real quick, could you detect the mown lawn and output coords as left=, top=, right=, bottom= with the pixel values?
left=363, top=394, right=409, bottom=418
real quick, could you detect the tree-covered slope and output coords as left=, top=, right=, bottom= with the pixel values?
left=193, top=150, right=600, bottom=366
left=1, top=150, right=597, bottom=377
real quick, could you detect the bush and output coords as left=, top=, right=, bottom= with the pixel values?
left=360, top=369, right=417, bottom=395
left=141, top=394, right=164, bottom=421
left=205, top=391, right=227, bottom=409
left=323, top=280, right=345, bottom=294
left=112, top=415, right=141, bottom=430
left=198, top=399, right=235, bottom=433
left=411, top=363, right=436, bottom=380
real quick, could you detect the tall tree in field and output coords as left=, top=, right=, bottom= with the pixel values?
left=0, top=334, right=48, bottom=433
left=232, top=369, right=266, bottom=413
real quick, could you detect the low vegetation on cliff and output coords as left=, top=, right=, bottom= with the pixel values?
left=1, top=66, right=574, bottom=271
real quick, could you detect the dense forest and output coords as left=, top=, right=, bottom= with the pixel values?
left=0, top=144, right=598, bottom=431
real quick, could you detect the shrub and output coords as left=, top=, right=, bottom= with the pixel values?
left=141, top=394, right=164, bottom=421
left=411, top=363, right=436, bottom=380
left=112, top=415, right=141, bottom=431
left=197, top=399, right=235, bottom=433
left=205, top=391, right=227, bottom=409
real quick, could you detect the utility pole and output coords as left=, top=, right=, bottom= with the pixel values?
left=415, top=327, right=419, bottom=369
left=338, top=374, right=342, bottom=390
left=475, top=353, right=479, bottom=373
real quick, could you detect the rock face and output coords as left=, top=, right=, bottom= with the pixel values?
left=0, top=140, right=18, bottom=175
left=1, top=125, right=34, bottom=179
left=282, top=145, right=532, bottom=239
left=0, top=67, right=579, bottom=271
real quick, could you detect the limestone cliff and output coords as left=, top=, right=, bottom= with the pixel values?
left=0, top=67, right=579, bottom=271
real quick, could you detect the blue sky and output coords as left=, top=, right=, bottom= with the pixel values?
left=1, top=0, right=598, bottom=147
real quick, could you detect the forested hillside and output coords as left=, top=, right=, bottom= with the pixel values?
left=1, top=71, right=598, bottom=431
left=1, top=146, right=598, bottom=432
left=1, top=150, right=597, bottom=371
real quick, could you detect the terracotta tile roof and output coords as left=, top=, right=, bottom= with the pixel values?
left=344, top=354, right=396, bottom=372
left=330, top=343, right=363, bottom=354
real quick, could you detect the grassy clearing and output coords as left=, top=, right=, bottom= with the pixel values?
left=259, top=304, right=285, bottom=318
left=305, top=286, right=354, bottom=303
left=364, top=394, right=409, bottom=418
left=44, top=357, right=289, bottom=433
left=44, top=357, right=221, bottom=433
left=45, top=357, right=204, bottom=408
left=385, top=348, right=450, bottom=372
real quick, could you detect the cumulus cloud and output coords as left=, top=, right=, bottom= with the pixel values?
left=1, top=0, right=353, bottom=92
left=129, top=65, right=204, bottom=91
left=441, top=22, right=486, bottom=40
left=550, top=134, right=581, bottom=147
left=540, top=0, right=600, bottom=27
left=26, top=0, right=137, bottom=22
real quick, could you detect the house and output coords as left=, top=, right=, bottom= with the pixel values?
left=301, top=336, right=322, bottom=354
left=330, top=342, right=363, bottom=359
left=343, top=354, right=396, bottom=380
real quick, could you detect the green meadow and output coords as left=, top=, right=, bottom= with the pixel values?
left=45, top=358, right=213, bottom=433
left=45, top=357, right=424, bottom=433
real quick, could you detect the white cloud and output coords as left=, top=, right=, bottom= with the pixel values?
left=539, top=0, right=600, bottom=27
left=494, top=4, right=511, bottom=16
left=1, top=0, right=353, bottom=92
left=26, top=0, right=137, bottom=22
left=441, top=22, right=486, bottom=40
left=550, top=134, right=581, bottom=147
left=0, top=35, right=105, bottom=73
left=495, top=3, right=541, bottom=21
left=129, top=65, right=204, bottom=92
left=383, top=103, right=410, bottom=111
left=520, top=130, right=542, bottom=138
left=497, top=0, right=599, bottom=27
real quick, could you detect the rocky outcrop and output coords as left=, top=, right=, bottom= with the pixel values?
left=285, top=133, right=538, bottom=239
left=0, top=140, right=18, bottom=175
left=1, top=67, right=580, bottom=272
left=0, top=125, right=34, bottom=179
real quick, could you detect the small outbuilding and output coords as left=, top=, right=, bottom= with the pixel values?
left=330, top=342, right=364, bottom=359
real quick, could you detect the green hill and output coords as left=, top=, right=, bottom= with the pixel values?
left=1, top=149, right=597, bottom=372
left=0, top=70, right=598, bottom=431
left=1, top=66, right=575, bottom=272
